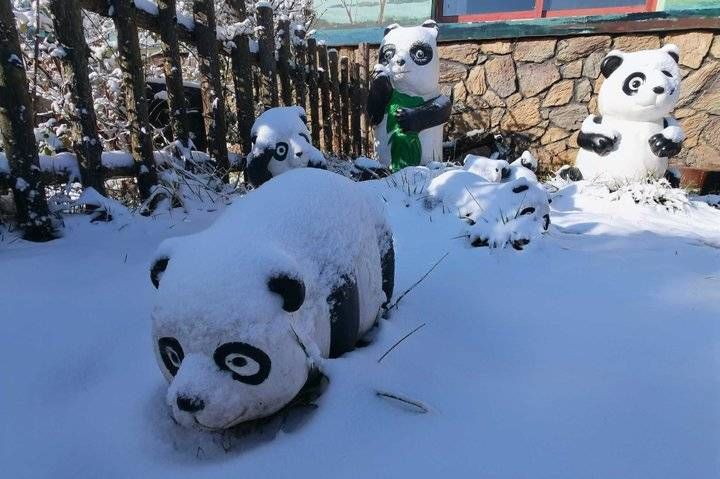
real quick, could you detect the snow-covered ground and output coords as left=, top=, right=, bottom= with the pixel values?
left=2, top=172, right=719, bottom=478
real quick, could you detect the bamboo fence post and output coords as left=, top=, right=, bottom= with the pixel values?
left=291, top=26, right=307, bottom=110
left=358, top=43, right=371, bottom=156
left=227, top=0, right=254, bottom=154
left=0, top=0, right=54, bottom=239
left=306, top=38, right=320, bottom=147
left=111, top=0, right=158, bottom=199
left=340, top=56, right=350, bottom=156
left=255, top=3, right=278, bottom=109
left=328, top=49, right=342, bottom=155
left=351, top=62, right=362, bottom=157
left=277, top=18, right=292, bottom=106
left=317, top=44, right=332, bottom=153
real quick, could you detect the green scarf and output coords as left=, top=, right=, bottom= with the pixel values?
left=386, top=90, right=425, bottom=171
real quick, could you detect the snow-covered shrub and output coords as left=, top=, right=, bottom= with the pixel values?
left=609, top=178, right=691, bottom=212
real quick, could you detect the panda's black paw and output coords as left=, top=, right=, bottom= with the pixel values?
left=558, top=166, right=584, bottom=182
left=395, top=107, right=421, bottom=133
left=664, top=169, right=681, bottom=188
left=649, top=134, right=683, bottom=158
left=578, top=131, right=617, bottom=156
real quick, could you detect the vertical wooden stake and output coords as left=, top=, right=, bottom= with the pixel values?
left=340, top=56, right=351, bottom=156
left=227, top=0, right=254, bottom=154
left=111, top=0, right=158, bottom=200
left=358, top=43, right=371, bottom=156
left=157, top=0, right=190, bottom=152
left=255, top=4, right=278, bottom=109
left=291, top=27, right=307, bottom=112
left=306, top=38, right=320, bottom=147
left=328, top=49, right=342, bottom=155
left=0, top=0, right=54, bottom=240
left=277, top=18, right=292, bottom=106
left=49, top=0, right=105, bottom=195
left=318, top=44, right=332, bottom=153
left=351, top=62, right=362, bottom=157
left=193, top=0, right=229, bottom=176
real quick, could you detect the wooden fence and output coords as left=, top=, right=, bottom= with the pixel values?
left=0, top=0, right=373, bottom=228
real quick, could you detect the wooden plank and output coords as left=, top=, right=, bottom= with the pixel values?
left=358, top=43, right=370, bottom=156
left=49, top=0, right=106, bottom=194
left=111, top=0, right=158, bottom=200
left=291, top=27, right=307, bottom=112
left=256, top=4, right=278, bottom=109
left=157, top=0, right=190, bottom=151
left=340, top=56, right=350, bottom=157
left=0, top=0, right=54, bottom=239
left=351, top=62, right=362, bottom=157
left=328, top=49, right=342, bottom=155
left=317, top=44, right=332, bottom=153
left=227, top=0, right=254, bottom=154
left=193, top=0, right=229, bottom=175
left=277, top=18, right=293, bottom=106
left=306, top=38, right=320, bottom=147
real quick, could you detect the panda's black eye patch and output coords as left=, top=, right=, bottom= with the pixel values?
left=274, top=141, right=289, bottom=161
left=214, top=342, right=271, bottom=385
left=379, top=44, right=396, bottom=65
left=410, top=42, right=433, bottom=66
left=662, top=70, right=673, bottom=77
left=251, top=135, right=257, bottom=146
left=158, top=337, right=184, bottom=376
left=623, top=72, right=646, bottom=96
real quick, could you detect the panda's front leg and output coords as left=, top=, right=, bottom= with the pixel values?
left=577, top=115, right=619, bottom=156
left=649, top=117, right=685, bottom=158
left=395, top=95, right=452, bottom=133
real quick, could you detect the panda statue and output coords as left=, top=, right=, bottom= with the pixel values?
left=149, top=168, right=394, bottom=430
left=567, top=44, right=685, bottom=185
left=245, top=106, right=326, bottom=188
left=367, top=20, right=452, bottom=172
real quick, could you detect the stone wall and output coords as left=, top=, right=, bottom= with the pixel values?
left=437, top=31, right=720, bottom=172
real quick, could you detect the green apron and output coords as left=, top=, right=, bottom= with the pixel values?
left=386, top=90, right=425, bottom=171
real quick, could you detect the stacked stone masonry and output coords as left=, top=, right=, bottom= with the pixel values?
left=347, top=31, right=720, bottom=173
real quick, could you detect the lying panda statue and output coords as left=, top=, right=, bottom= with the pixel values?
left=149, top=168, right=394, bottom=429
left=567, top=44, right=685, bottom=185
left=246, top=106, right=326, bottom=187
left=368, top=20, right=451, bottom=172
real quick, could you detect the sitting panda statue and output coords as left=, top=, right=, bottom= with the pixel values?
left=149, top=168, right=394, bottom=430
left=568, top=44, right=685, bottom=185
left=368, top=20, right=452, bottom=172
left=245, top=106, right=326, bottom=187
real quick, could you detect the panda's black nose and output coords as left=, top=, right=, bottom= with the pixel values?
left=653, top=86, right=665, bottom=94
left=177, top=395, right=205, bottom=413
left=396, top=58, right=405, bottom=66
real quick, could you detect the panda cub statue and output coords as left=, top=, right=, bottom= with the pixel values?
left=570, top=44, right=685, bottom=185
left=368, top=20, right=452, bottom=172
left=149, top=168, right=394, bottom=430
left=246, top=106, right=326, bottom=187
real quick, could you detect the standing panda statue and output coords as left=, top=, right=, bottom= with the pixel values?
left=149, top=168, right=395, bottom=429
left=368, top=20, right=452, bottom=171
left=245, top=106, right=326, bottom=187
left=568, top=44, right=685, bottom=185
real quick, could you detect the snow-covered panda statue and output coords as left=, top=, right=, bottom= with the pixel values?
left=568, top=44, right=684, bottom=185
left=246, top=106, right=326, bottom=187
left=149, top=168, right=394, bottom=429
left=368, top=20, right=451, bottom=172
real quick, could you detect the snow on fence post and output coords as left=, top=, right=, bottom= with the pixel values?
left=351, top=62, right=362, bottom=157
left=340, top=56, right=351, bottom=156
left=358, top=43, right=371, bottom=156
left=157, top=0, right=191, bottom=153
left=49, top=0, right=105, bottom=196
left=328, top=49, right=342, bottom=155
left=291, top=27, right=307, bottom=112
left=227, top=0, right=254, bottom=155
left=306, top=37, right=320, bottom=147
left=277, top=18, right=292, bottom=106
left=317, top=44, right=332, bottom=153
left=0, top=0, right=55, bottom=240
left=255, top=3, right=278, bottom=110
left=110, top=0, right=159, bottom=200
left=193, top=0, right=229, bottom=177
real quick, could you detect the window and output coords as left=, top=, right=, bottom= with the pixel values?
left=438, top=0, right=657, bottom=22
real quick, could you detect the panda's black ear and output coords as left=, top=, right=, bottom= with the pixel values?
left=600, top=53, right=623, bottom=78
left=299, top=113, right=308, bottom=124
left=268, top=274, right=306, bottom=312
left=384, top=23, right=399, bottom=36
left=662, top=44, right=680, bottom=64
left=422, top=19, right=438, bottom=30
left=150, top=257, right=169, bottom=289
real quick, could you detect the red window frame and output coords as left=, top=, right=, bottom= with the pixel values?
left=436, top=0, right=657, bottom=23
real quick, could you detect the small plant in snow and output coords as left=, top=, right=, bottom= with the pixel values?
left=609, top=177, right=690, bottom=212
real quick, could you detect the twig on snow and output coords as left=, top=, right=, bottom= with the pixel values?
left=385, top=252, right=449, bottom=311
left=377, top=322, right=426, bottom=363
left=375, top=390, right=429, bottom=414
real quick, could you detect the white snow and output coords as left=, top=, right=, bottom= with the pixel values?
left=133, top=0, right=159, bottom=16
left=1, top=169, right=719, bottom=477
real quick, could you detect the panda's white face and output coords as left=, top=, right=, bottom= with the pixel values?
left=249, top=106, right=324, bottom=181
left=379, top=21, right=440, bottom=98
left=150, top=253, right=311, bottom=430
left=598, top=45, right=681, bottom=122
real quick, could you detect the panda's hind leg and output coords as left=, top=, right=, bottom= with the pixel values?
left=381, top=234, right=395, bottom=307
left=328, top=275, right=360, bottom=358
